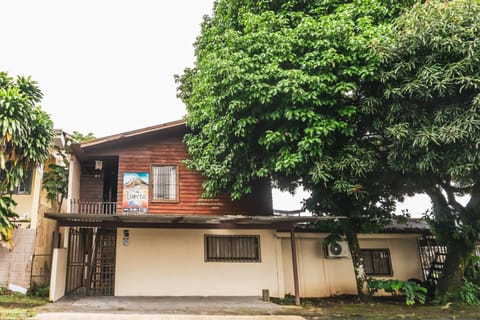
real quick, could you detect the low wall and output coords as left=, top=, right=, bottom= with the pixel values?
left=49, top=248, right=67, bottom=302
left=0, top=229, right=36, bottom=289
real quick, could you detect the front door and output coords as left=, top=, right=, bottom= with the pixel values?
left=65, top=227, right=117, bottom=296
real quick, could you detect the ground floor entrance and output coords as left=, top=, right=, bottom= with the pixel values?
left=66, top=227, right=116, bottom=296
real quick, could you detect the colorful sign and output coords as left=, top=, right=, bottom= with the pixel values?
left=122, top=172, right=149, bottom=213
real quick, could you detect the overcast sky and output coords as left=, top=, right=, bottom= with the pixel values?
left=1, top=0, right=214, bottom=137
left=0, top=0, right=434, bottom=214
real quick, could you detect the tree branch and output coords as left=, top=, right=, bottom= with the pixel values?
left=439, top=181, right=466, bottom=214
left=466, top=183, right=480, bottom=211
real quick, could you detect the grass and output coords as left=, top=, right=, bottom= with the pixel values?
left=0, top=292, right=48, bottom=320
left=273, top=295, right=480, bottom=319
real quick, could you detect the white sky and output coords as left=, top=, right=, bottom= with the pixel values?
left=0, top=0, right=215, bottom=137
left=0, top=0, right=434, bottom=215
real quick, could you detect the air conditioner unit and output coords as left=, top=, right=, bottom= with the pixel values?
left=325, top=241, right=349, bottom=258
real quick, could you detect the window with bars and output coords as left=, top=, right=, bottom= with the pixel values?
left=205, top=235, right=261, bottom=262
left=360, top=249, right=392, bottom=276
left=151, top=165, right=177, bottom=201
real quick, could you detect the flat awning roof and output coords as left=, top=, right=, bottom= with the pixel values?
left=44, top=213, right=338, bottom=229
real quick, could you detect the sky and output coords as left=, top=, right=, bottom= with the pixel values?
left=0, top=0, right=435, bottom=214
left=1, top=0, right=215, bottom=137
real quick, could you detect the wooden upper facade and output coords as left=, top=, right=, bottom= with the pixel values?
left=70, top=120, right=273, bottom=216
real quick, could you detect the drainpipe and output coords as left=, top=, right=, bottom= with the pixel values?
left=290, top=226, right=300, bottom=306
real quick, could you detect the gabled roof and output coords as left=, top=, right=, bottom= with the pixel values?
left=71, top=119, right=186, bottom=157
left=80, top=119, right=186, bottom=148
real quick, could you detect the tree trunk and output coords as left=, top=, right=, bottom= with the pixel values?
left=436, top=238, right=476, bottom=302
left=345, top=228, right=369, bottom=301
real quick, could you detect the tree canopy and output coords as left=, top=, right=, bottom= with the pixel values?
left=178, top=0, right=414, bottom=298
left=178, top=0, right=412, bottom=199
left=377, top=0, right=480, bottom=300
left=0, top=72, right=54, bottom=249
left=178, top=0, right=480, bottom=302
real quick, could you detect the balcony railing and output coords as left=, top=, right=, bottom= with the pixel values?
left=70, top=200, right=117, bottom=215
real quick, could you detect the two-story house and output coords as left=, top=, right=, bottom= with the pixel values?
left=46, top=120, right=428, bottom=302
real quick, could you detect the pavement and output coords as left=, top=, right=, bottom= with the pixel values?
left=31, top=296, right=306, bottom=320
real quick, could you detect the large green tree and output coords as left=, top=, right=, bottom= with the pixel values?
left=375, top=0, right=480, bottom=301
left=0, top=72, right=54, bottom=249
left=177, top=0, right=413, bottom=298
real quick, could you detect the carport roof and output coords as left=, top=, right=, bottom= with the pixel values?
left=44, top=212, right=339, bottom=229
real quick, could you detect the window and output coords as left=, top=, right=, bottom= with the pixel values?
left=151, top=165, right=177, bottom=201
left=205, top=235, right=261, bottom=262
left=14, top=169, right=33, bottom=194
left=360, top=249, right=392, bottom=276
left=0, top=164, right=33, bottom=194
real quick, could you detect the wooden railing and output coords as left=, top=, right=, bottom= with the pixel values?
left=70, top=200, right=117, bottom=215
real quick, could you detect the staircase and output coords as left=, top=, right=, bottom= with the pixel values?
left=426, top=252, right=447, bottom=287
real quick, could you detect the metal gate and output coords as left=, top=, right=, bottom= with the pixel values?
left=66, top=227, right=116, bottom=296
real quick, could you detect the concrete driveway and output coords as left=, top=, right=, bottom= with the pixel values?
left=31, top=296, right=306, bottom=320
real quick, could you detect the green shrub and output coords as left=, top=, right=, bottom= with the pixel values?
left=28, top=285, right=49, bottom=298
left=367, top=278, right=427, bottom=305
left=459, top=279, right=480, bottom=304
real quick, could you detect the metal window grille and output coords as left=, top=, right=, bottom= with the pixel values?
left=152, top=165, right=177, bottom=201
left=205, top=235, right=261, bottom=262
left=360, top=249, right=392, bottom=276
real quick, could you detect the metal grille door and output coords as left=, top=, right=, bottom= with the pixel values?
left=88, top=229, right=116, bottom=296
left=65, top=227, right=116, bottom=296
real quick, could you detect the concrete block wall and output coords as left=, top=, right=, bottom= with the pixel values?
left=0, top=228, right=36, bottom=288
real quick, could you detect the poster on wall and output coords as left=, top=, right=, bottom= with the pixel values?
left=122, top=172, right=149, bottom=213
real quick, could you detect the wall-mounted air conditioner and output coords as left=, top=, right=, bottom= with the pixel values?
left=325, top=241, right=349, bottom=258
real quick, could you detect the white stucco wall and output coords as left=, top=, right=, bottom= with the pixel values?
left=279, top=232, right=423, bottom=297
left=49, top=248, right=68, bottom=302
left=46, top=225, right=426, bottom=298
left=12, top=167, right=43, bottom=227
left=67, top=154, right=81, bottom=211
left=115, top=228, right=282, bottom=297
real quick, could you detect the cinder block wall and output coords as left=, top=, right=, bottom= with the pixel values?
left=0, top=229, right=36, bottom=288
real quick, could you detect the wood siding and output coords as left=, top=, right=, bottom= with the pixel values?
left=77, top=126, right=273, bottom=216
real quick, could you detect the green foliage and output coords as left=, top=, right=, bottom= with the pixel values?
left=71, top=131, right=95, bottom=143
left=178, top=0, right=413, bottom=200
left=367, top=278, right=427, bottom=305
left=460, top=256, right=480, bottom=304
left=27, top=285, right=49, bottom=298
left=459, top=279, right=480, bottom=304
left=0, top=71, right=54, bottom=247
left=178, top=0, right=414, bottom=299
left=377, top=0, right=480, bottom=300
left=42, top=146, right=69, bottom=210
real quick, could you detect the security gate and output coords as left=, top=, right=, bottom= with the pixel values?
left=66, top=227, right=116, bottom=296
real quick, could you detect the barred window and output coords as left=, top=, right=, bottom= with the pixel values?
left=152, top=165, right=177, bottom=201
left=205, top=235, right=261, bottom=262
left=360, top=249, right=392, bottom=276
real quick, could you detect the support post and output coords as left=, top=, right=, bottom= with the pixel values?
left=290, top=226, right=300, bottom=306
left=52, top=222, right=60, bottom=248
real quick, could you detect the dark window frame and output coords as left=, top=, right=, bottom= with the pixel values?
left=204, top=235, right=261, bottom=263
left=14, top=169, right=33, bottom=195
left=150, top=164, right=179, bottom=203
left=360, top=249, right=393, bottom=276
